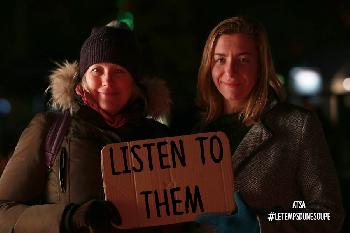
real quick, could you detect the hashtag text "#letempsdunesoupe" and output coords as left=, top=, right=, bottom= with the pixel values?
left=267, top=212, right=331, bottom=221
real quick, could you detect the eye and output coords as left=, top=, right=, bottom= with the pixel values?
left=109, top=66, right=128, bottom=76
left=238, top=56, right=250, bottom=64
left=214, top=57, right=225, bottom=64
left=90, top=66, right=103, bottom=76
left=115, top=68, right=126, bottom=74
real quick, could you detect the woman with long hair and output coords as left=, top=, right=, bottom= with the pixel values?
left=195, top=16, right=344, bottom=233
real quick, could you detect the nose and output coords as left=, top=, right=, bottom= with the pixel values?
left=224, top=60, right=237, bottom=79
left=101, top=73, right=112, bottom=86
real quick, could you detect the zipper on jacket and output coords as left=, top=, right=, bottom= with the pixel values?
left=59, top=147, right=67, bottom=193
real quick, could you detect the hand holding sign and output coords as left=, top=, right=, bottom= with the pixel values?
left=101, top=132, right=235, bottom=229
left=63, top=199, right=121, bottom=233
left=195, top=192, right=259, bottom=233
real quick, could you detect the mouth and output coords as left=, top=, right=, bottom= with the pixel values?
left=223, top=82, right=241, bottom=87
left=99, top=92, right=119, bottom=96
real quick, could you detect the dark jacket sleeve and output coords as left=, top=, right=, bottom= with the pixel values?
left=259, top=111, right=345, bottom=233
left=0, top=113, right=66, bottom=233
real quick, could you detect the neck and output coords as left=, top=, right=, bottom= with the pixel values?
left=224, top=100, right=242, bottom=114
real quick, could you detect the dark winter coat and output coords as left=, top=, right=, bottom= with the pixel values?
left=0, top=62, right=187, bottom=233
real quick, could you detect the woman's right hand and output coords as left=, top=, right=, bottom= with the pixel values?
left=195, top=192, right=259, bottom=233
left=63, top=199, right=121, bottom=233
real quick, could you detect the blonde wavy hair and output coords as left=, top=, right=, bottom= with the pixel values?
left=197, top=16, right=285, bottom=125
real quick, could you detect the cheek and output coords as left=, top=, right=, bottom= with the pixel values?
left=85, top=76, right=100, bottom=91
left=211, top=67, right=222, bottom=87
left=245, top=68, right=258, bottom=90
left=117, top=77, right=134, bottom=98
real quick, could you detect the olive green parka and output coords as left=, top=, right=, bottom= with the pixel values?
left=0, top=62, right=180, bottom=233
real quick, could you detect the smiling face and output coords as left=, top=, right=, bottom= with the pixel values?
left=211, top=33, right=258, bottom=113
left=84, top=63, right=134, bottom=115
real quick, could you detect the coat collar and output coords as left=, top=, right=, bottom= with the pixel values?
left=233, top=99, right=278, bottom=171
left=233, top=121, right=272, bottom=171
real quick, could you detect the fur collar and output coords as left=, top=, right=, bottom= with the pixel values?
left=47, top=61, right=171, bottom=121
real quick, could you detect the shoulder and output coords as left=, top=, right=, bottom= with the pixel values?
left=23, top=111, right=71, bottom=138
left=8, top=112, right=56, bottom=167
left=262, top=102, right=322, bottom=134
left=266, top=102, right=309, bottom=118
left=26, top=112, right=55, bottom=130
left=264, top=102, right=312, bottom=124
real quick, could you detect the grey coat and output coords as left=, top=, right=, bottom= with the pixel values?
left=232, top=102, right=344, bottom=232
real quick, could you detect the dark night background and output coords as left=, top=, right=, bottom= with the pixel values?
left=0, top=0, right=350, bottom=231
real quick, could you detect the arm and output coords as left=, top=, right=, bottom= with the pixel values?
left=298, top=112, right=344, bottom=231
left=259, top=112, right=345, bottom=233
left=0, top=113, right=66, bottom=233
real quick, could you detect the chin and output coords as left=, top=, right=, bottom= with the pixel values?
left=100, top=107, right=121, bottom=115
left=225, top=95, right=241, bottom=101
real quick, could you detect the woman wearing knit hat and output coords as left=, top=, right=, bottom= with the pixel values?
left=0, top=22, right=182, bottom=233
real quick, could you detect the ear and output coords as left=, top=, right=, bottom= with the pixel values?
left=75, top=83, right=84, bottom=96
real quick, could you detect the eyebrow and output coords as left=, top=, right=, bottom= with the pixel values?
left=213, top=52, right=253, bottom=56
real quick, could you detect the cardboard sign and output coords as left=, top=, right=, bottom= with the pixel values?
left=101, top=132, right=235, bottom=229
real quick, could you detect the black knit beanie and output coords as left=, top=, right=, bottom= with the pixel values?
left=79, top=26, right=141, bottom=79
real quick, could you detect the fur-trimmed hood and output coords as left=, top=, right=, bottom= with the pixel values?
left=47, top=61, right=171, bottom=121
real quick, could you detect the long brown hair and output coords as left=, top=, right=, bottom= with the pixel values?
left=197, top=16, right=285, bottom=125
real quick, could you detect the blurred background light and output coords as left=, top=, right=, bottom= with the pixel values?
left=343, top=78, right=350, bottom=91
left=0, top=98, right=11, bottom=115
left=331, top=73, right=350, bottom=94
left=289, top=67, right=322, bottom=96
left=117, top=11, right=134, bottom=30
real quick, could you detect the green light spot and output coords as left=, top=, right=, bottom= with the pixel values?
left=118, top=11, right=134, bottom=30
left=277, top=73, right=285, bottom=84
